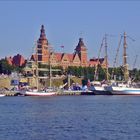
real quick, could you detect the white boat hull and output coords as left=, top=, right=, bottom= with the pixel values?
left=0, top=94, right=5, bottom=97
left=24, top=91, right=56, bottom=96
left=88, top=86, right=112, bottom=95
left=112, top=89, right=140, bottom=95
left=106, top=86, right=140, bottom=95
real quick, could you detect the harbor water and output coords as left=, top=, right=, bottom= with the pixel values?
left=0, top=95, right=140, bottom=140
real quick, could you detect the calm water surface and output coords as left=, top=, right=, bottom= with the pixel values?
left=0, top=95, right=140, bottom=140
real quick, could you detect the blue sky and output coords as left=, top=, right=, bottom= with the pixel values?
left=0, top=1, right=140, bottom=68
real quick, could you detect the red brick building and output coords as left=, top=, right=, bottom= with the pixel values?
left=6, top=54, right=26, bottom=67
left=89, top=58, right=107, bottom=68
left=31, top=25, right=106, bottom=69
left=6, top=25, right=106, bottom=69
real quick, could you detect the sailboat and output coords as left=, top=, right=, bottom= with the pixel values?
left=24, top=89, right=56, bottom=96
left=23, top=55, right=57, bottom=96
left=23, top=52, right=56, bottom=96
left=106, top=32, right=140, bottom=95
left=87, top=34, right=112, bottom=95
left=23, top=25, right=57, bottom=96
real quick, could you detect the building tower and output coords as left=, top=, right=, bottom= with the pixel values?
left=75, top=38, right=88, bottom=66
left=37, top=25, right=49, bottom=63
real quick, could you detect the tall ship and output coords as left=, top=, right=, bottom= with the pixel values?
left=22, top=25, right=58, bottom=96
left=106, top=32, right=140, bottom=95
left=83, top=34, right=112, bottom=95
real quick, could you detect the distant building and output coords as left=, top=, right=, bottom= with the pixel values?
left=6, top=54, right=26, bottom=67
left=6, top=25, right=106, bottom=69
left=89, top=58, right=107, bottom=68
left=6, top=56, right=13, bottom=65
left=31, top=25, right=106, bottom=69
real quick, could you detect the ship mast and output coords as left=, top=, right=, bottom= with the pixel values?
left=36, top=43, right=39, bottom=90
left=105, top=34, right=109, bottom=82
left=94, top=37, right=104, bottom=80
left=123, top=32, right=129, bottom=82
left=49, top=51, right=52, bottom=88
left=94, top=34, right=109, bottom=82
left=111, top=35, right=123, bottom=80
left=48, top=44, right=55, bottom=88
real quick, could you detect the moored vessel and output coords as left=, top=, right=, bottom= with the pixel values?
left=0, top=94, right=5, bottom=97
left=106, top=32, right=140, bottom=95
left=23, top=90, right=56, bottom=96
left=105, top=84, right=140, bottom=95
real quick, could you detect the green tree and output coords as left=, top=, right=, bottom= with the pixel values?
left=0, top=59, right=14, bottom=74
left=0, top=59, right=24, bottom=74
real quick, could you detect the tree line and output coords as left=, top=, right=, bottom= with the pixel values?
left=0, top=59, right=23, bottom=74
left=0, top=59, right=140, bottom=82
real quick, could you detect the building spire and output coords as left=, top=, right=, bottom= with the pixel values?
left=40, top=25, right=46, bottom=40
left=75, top=37, right=87, bottom=66
left=75, top=38, right=87, bottom=52
left=38, top=25, right=48, bottom=45
left=36, top=25, right=49, bottom=62
left=78, top=38, right=84, bottom=46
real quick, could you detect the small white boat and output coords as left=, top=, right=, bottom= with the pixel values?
left=22, top=89, right=56, bottom=96
left=0, top=94, right=5, bottom=97
left=88, top=85, right=112, bottom=95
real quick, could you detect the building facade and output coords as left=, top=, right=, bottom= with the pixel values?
left=31, top=25, right=106, bottom=69
left=6, top=54, right=26, bottom=67
left=6, top=25, right=106, bottom=69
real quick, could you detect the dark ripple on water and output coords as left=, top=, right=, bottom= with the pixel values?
left=0, top=96, right=140, bottom=140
